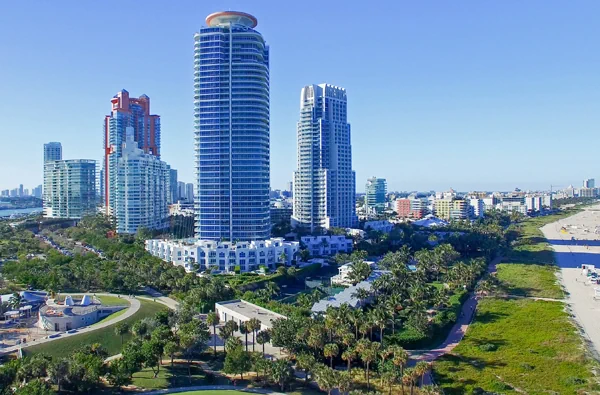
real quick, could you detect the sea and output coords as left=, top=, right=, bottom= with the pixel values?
left=0, top=207, right=43, bottom=218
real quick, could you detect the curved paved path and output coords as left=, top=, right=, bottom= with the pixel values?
left=0, top=293, right=139, bottom=356
left=141, top=385, right=285, bottom=395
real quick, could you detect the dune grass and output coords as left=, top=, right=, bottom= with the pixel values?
left=433, top=298, right=597, bottom=394
left=496, top=263, right=563, bottom=299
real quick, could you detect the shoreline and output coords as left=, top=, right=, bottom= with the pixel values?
left=541, top=203, right=600, bottom=360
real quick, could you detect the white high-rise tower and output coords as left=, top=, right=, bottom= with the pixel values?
left=292, top=84, right=357, bottom=231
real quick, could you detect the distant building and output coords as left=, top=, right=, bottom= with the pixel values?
left=365, top=177, right=387, bottom=216
left=331, top=261, right=376, bottom=286
left=169, top=202, right=194, bottom=217
left=584, top=179, right=595, bottom=189
left=185, top=183, right=194, bottom=203
left=499, top=196, right=527, bottom=214
left=18, top=184, right=23, bottom=197
left=178, top=182, right=186, bottom=202
left=286, top=181, right=293, bottom=197
left=292, top=84, right=357, bottom=231
left=468, top=198, right=484, bottom=218
left=114, top=130, right=169, bottom=233
left=395, top=198, right=425, bottom=219
left=579, top=188, right=598, bottom=198
left=43, top=142, right=62, bottom=162
left=104, top=90, right=161, bottom=217
left=146, top=237, right=299, bottom=273
left=270, top=202, right=293, bottom=225
left=168, top=169, right=178, bottom=204
left=435, top=198, right=468, bottom=220
left=364, top=220, right=394, bottom=233
left=43, top=159, right=97, bottom=219
left=300, top=235, right=353, bottom=257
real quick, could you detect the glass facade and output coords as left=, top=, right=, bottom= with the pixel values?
left=365, top=177, right=387, bottom=215
left=194, top=12, right=270, bottom=241
left=43, top=160, right=97, bottom=219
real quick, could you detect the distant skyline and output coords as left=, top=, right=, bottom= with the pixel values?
left=1, top=1, right=599, bottom=192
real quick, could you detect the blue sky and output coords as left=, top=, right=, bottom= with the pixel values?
left=1, top=1, right=599, bottom=193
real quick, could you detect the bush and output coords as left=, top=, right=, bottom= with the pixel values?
left=478, top=343, right=498, bottom=352
left=520, top=363, right=535, bottom=371
left=386, top=326, right=430, bottom=349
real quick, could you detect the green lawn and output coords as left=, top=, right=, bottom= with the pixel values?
left=131, top=363, right=225, bottom=389
left=496, top=263, right=563, bottom=299
left=434, top=298, right=597, bottom=394
left=25, top=299, right=165, bottom=358
left=92, top=306, right=128, bottom=326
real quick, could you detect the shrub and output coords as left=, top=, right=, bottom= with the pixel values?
left=520, top=363, right=535, bottom=371
left=479, top=343, right=498, bottom=352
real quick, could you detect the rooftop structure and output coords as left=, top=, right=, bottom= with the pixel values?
left=215, top=299, right=285, bottom=331
left=38, top=295, right=126, bottom=332
left=312, top=270, right=389, bottom=313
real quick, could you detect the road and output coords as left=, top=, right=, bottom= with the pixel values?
left=541, top=203, right=600, bottom=359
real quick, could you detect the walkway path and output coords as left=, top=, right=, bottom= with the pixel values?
left=141, top=385, right=286, bottom=395
left=410, top=255, right=501, bottom=364
left=0, top=293, right=140, bottom=356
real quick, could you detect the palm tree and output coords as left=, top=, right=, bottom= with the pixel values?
left=206, top=312, right=219, bottom=356
left=373, top=306, right=388, bottom=341
left=247, top=317, right=261, bottom=352
left=414, top=361, right=431, bottom=387
left=240, top=322, right=249, bottom=352
left=402, top=367, right=417, bottom=395
left=265, top=282, right=280, bottom=298
left=256, top=330, right=270, bottom=357
left=357, top=340, right=378, bottom=390
left=324, top=343, right=339, bottom=368
left=8, top=292, right=21, bottom=310
left=270, top=358, right=294, bottom=392
left=295, top=352, right=316, bottom=383
left=347, top=260, right=372, bottom=285
left=391, top=346, right=409, bottom=378
left=341, top=347, right=356, bottom=371
left=337, top=370, right=352, bottom=395
left=315, top=365, right=338, bottom=395
left=349, top=309, right=363, bottom=339
left=115, top=322, right=129, bottom=345
left=419, top=384, right=443, bottom=394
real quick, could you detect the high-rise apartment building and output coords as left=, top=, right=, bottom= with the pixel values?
left=194, top=11, right=270, bottom=241
left=435, top=198, right=469, bottom=220
left=44, top=142, right=62, bottom=162
left=114, top=130, right=169, bottom=233
left=365, top=177, right=387, bottom=215
left=185, top=183, right=194, bottom=203
left=584, top=178, right=595, bottom=189
left=43, top=160, right=97, bottom=219
left=168, top=168, right=178, bottom=204
left=292, top=84, right=357, bottom=231
left=177, top=182, right=186, bottom=202
left=103, top=90, right=160, bottom=215
left=32, top=185, right=43, bottom=198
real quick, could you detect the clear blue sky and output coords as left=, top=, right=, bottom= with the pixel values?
left=1, top=1, right=599, bottom=193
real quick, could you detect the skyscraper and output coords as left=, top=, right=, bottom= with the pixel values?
left=365, top=177, right=387, bottom=215
left=177, top=182, right=186, bottom=202
left=114, top=130, right=169, bottom=233
left=168, top=168, right=178, bottom=204
left=43, top=159, right=96, bottom=219
left=186, top=183, right=194, bottom=203
left=104, top=90, right=160, bottom=215
left=44, top=142, right=62, bottom=162
left=194, top=11, right=270, bottom=241
left=292, top=84, right=357, bottom=231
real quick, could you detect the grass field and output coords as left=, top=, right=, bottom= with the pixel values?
left=433, top=298, right=597, bottom=394
left=496, top=263, right=563, bottom=299
left=25, top=299, right=165, bottom=358
left=131, top=364, right=220, bottom=389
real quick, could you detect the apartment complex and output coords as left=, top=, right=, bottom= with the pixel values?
left=395, top=197, right=426, bottom=219
left=114, top=131, right=170, bottom=233
left=434, top=198, right=469, bottom=220
left=194, top=11, right=271, bottom=241
left=43, top=159, right=96, bottom=219
left=146, top=237, right=299, bottom=273
left=292, top=84, right=357, bottom=231
left=365, top=177, right=387, bottom=215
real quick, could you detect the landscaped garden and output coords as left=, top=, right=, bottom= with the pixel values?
left=25, top=298, right=165, bottom=357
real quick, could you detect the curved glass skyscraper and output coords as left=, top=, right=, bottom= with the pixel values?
left=194, top=11, right=270, bottom=241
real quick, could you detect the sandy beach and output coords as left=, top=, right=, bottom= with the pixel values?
left=541, top=204, right=600, bottom=358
